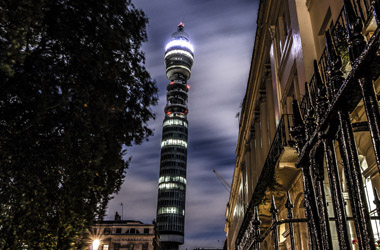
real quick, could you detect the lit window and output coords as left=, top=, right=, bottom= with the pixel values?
left=166, top=65, right=191, bottom=74
left=103, top=245, right=109, bottom=250
left=161, top=139, right=187, bottom=148
left=165, top=50, right=194, bottom=61
left=158, top=206, right=179, bottom=214
left=158, top=183, right=185, bottom=190
left=163, top=119, right=188, bottom=128
left=165, top=39, right=194, bottom=53
left=159, top=176, right=186, bottom=184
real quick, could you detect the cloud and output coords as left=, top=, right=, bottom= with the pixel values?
left=106, top=175, right=157, bottom=222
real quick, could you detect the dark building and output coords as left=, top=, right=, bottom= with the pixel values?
left=88, top=213, right=159, bottom=250
left=226, top=0, right=380, bottom=249
left=156, top=23, right=194, bottom=250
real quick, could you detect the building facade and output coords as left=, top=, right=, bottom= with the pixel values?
left=156, top=23, right=194, bottom=250
left=226, top=0, right=380, bottom=249
left=89, top=215, right=159, bottom=250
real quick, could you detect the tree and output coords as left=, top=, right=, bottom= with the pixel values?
left=0, top=0, right=157, bottom=248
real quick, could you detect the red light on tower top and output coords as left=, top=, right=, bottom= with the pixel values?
left=178, top=22, right=184, bottom=31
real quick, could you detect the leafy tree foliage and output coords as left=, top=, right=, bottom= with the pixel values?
left=0, top=0, right=157, bottom=248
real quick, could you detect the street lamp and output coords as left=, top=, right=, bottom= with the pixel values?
left=92, top=239, right=100, bottom=250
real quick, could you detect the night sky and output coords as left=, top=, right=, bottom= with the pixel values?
left=105, top=1, right=259, bottom=249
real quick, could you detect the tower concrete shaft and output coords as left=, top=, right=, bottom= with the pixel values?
left=156, top=23, right=194, bottom=250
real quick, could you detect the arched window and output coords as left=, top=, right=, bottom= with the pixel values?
left=359, top=155, right=380, bottom=240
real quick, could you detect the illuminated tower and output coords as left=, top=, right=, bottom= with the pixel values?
left=156, top=22, right=194, bottom=250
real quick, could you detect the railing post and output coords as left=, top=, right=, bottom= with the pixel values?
left=354, top=0, right=366, bottom=23
left=270, top=195, right=279, bottom=250
left=373, top=0, right=380, bottom=25
left=311, top=58, right=351, bottom=248
left=309, top=61, right=335, bottom=250
left=322, top=135, right=352, bottom=249
left=310, top=61, right=328, bottom=124
left=345, top=0, right=380, bottom=180
left=285, top=192, right=296, bottom=250
left=310, top=149, right=333, bottom=250
left=290, top=100, right=306, bottom=152
left=301, top=164, right=321, bottom=250
left=304, top=83, right=316, bottom=141
left=291, top=100, right=322, bottom=250
left=252, top=206, right=261, bottom=250
left=374, top=188, right=380, bottom=218
left=324, top=30, right=375, bottom=250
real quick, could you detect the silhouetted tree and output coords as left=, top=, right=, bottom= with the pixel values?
left=0, top=0, right=157, bottom=248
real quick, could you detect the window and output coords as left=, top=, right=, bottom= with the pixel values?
left=103, top=228, right=110, bottom=235
left=161, top=139, right=187, bottom=148
left=125, top=228, right=140, bottom=234
left=163, top=118, right=188, bottom=128
left=142, top=243, right=149, bottom=250
left=158, top=206, right=179, bottom=214
left=159, top=176, right=186, bottom=184
left=317, top=8, right=332, bottom=44
left=116, top=228, right=122, bottom=234
left=359, top=155, right=380, bottom=240
left=114, top=243, right=120, bottom=250
left=125, top=244, right=134, bottom=250
left=103, top=245, right=109, bottom=250
left=144, top=228, right=150, bottom=234
left=165, top=50, right=194, bottom=61
left=165, top=39, right=194, bottom=53
left=279, top=223, right=286, bottom=242
left=158, top=182, right=185, bottom=191
left=276, top=0, right=291, bottom=53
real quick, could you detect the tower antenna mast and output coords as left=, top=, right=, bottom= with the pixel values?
left=120, top=202, right=123, bottom=220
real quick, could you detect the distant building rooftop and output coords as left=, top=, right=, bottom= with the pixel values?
left=193, top=248, right=223, bottom=250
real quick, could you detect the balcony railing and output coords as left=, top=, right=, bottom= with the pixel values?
left=301, top=0, right=374, bottom=119
left=235, top=114, right=294, bottom=249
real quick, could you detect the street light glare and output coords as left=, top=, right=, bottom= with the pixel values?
left=92, top=239, right=100, bottom=250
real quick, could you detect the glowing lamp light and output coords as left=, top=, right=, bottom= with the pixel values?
left=165, top=39, right=194, bottom=53
left=170, top=81, right=174, bottom=85
left=186, top=85, right=190, bottom=90
left=92, top=239, right=100, bottom=250
left=166, top=111, right=172, bottom=115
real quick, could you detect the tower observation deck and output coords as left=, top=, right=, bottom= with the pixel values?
left=156, top=22, right=194, bottom=250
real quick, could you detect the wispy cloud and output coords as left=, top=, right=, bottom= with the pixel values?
left=106, top=1, right=259, bottom=249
